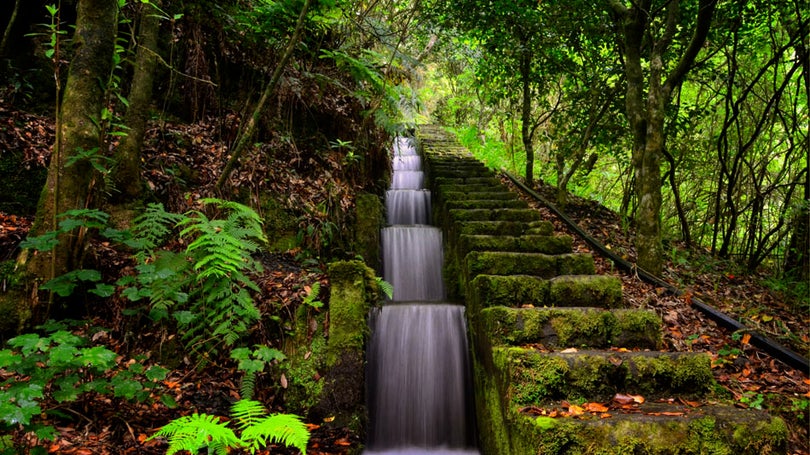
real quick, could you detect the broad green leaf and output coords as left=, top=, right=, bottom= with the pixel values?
left=145, top=365, right=169, bottom=382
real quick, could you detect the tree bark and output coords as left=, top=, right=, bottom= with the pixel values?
left=520, top=45, right=534, bottom=186
left=609, top=0, right=717, bottom=275
left=113, top=0, right=161, bottom=201
left=24, top=0, right=118, bottom=308
left=0, top=0, right=21, bottom=57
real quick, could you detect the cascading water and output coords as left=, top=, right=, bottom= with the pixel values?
left=365, top=137, right=479, bottom=455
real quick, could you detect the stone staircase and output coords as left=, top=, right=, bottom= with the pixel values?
left=416, top=126, right=788, bottom=455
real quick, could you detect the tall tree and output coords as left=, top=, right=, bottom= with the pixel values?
left=112, top=0, right=162, bottom=202
left=22, top=0, right=119, bottom=312
left=607, top=0, right=718, bottom=275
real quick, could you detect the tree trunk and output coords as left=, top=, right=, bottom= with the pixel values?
left=23, top=0, right=118, bottom=311
left=113, top=0, right=161, bottom=201
left=785, top=34, right=810, bottom=282
left=520, top=46, right=534, bottom=186
left=0, top=0, right=21, bottom=56
left=609, top=0, right=717, bottom=275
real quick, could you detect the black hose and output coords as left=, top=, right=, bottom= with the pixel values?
left=504, top=171, right=809, bottom=374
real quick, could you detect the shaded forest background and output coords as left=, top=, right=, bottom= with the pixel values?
left=0, top=0, right=808, bottom=453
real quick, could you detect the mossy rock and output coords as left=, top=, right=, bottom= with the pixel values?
left=442, top=199, right=528, bottom=212
left=468, top=274, right=550, bottom=309
left=495, top=348, right=715, bottom=405
left=480, top=307, right=662, bottom=349
left=454, top=221, right=532, bottom=238
left=495, top=405, right=787, bottom=455
left=352, top=193, right=384, bottom=272
left=464, top=251, right=595, bottom=284
left=432, top=176, right=503, bottom=188
left=260, top=194, right=300, bottom=252
left=441, top=191, right=518, bottom=201
left=458, top=234, right=572, bottom=255
left=548, top=274, right=622, bottom=308
left=447, top=208, right=542, bottom=223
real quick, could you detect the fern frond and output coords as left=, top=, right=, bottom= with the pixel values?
left=149, top=413, right=241, bottom=455
left=240, top=371, right=257, bottom=401
left=231, top=399, right=267, bottom=430
left=241, top=413, right=310, bottom=455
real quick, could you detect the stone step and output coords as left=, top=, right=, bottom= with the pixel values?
left=432, top=176, right=504, bottom=187
left=468, top=274, right=623, bottom=309
left=436, top=183, right=506, bottom=194
left=476, top=385, right=788, bottom=455
left=492, top=348, right=716, bottom=403
left=440, top=191, right=519, bottom=203
left=442, top=199, right=529, bottom=212
left=451, top=220, right=554, bottom=238
left=458, top=234, right=572, bottom=255
left=448, top=208, right=543, bottom=223
left=464, top=251, right=595, bottom=283
left=479, top=306, right=662, bottom=350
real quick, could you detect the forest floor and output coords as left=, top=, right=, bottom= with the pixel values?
left=0, top=107, right=808, bottom=454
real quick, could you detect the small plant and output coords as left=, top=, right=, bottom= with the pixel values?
left=375, top=276, right=394, bottom=300
left=0, top=321, right=169, bottom=451
left=230, top=345, right=286, bottom=400
left=739, top=391, right=766, bottom=410
left=149, top=399, right=309, bottom=455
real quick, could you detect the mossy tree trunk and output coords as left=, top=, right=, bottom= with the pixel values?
left=113, top=0, right=161, bottom=202
left=23, top=0, right=118, bottom=307
left=608, top=0, right=717, bottom=275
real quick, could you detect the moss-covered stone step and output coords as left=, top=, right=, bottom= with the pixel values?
left=458, top=234, right=572, bottom=255
left=464, top=251, right=595, bottom=283
left=442, top=199, right=528, bottom=212
left=440, top=190, right=518, bottom=201
left=451, top=220, right=554, bottom=238
left=447, top=208, right=542, bottom=223
left=436, top=184, right=505, bottom=196
left=432, top=176, right=504, bottom=187
left=467, top=274, right=623, bottom=309
left=476, top=381, right=788, bottom=455
left=495, top=348, right=715, bottom=404
left=480, top=306, right=662, bottom=349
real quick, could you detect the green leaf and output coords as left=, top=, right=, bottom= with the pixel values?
left=0, top=349, right=22, bottom=367
left=160, top=394, right=178, bottom=409
left=145, top=365, right=169, bottom=382
left=90, top=283, right=116, bottom=297
left=9, top=333, right=50, bottom=355
left=173, top=310, right=197, bottom=325
left=79, top=346, right=117, bottom=369
left=112, top=375, right=144, bottom=400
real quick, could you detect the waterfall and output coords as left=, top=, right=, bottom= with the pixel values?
left=365, top=137, right=478, bottom=454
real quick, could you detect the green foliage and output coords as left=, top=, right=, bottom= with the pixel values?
left=231, top=344, right=286, bottom=399
left=375, top=276, right=394, bottom=300
left=0, top=322, right=168, bottom=447
left=120, top=198, right=268, bottom=358
left=150, top=399, right=309, bottom=455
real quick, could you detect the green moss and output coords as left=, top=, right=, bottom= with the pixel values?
left=495, top=347, right=569, bottom=405
left=548, top=274, right=621, bottom=308
left=352, top=193, right=383, bottom=271
left=684, top=417, right=733, bottom=455
left=260, top=195, right=300, bottom=252
left=630, top=353, right=714, bottom=396
left=465, top=251, right=559, bottom=282
left=612, top=309, right=663, bottom=349
left=731, top=416, right=787, bottom=454
left=550, top=309, right=616, bottom=347
left=325, top=260, right=378, bottom=367
left=470, top=275, right=550, bottom=309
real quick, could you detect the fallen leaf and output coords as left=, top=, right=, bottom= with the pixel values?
left=584, top=402, right=609, bottom=413
left=560, top=348, right=578, bottom=353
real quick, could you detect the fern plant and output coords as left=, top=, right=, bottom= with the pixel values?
left=150, top=399, right=309, bottom=455
left=118, top=199, right=268, bottom=358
